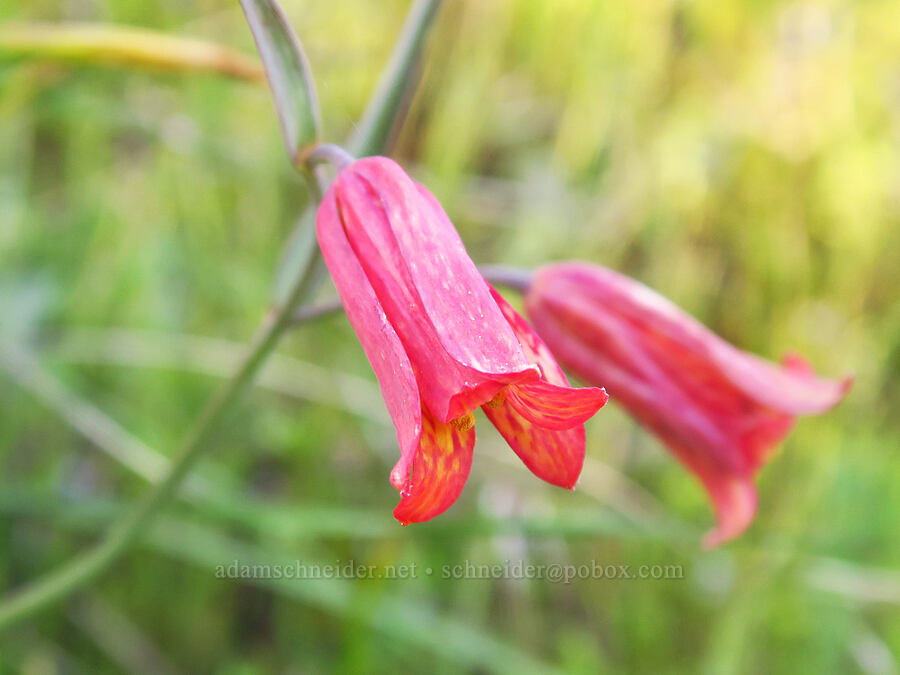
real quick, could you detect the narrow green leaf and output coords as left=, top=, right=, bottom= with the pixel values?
left=0, top=22, right=264, bottom=81
left=239, top=0, right=321, bottom=162
left=348, top=0, right=443, bottom=157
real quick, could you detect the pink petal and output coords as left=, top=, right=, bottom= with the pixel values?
left=482, top=399, right=586, bottom=489
left=534, top=263, right=851, bottom=415
left=481, top=287, right=606, bottom=488
left=352, top=157, right=532, bottom=375
left=667, top=434, right=759, bottom=548
left=544, top=313, right=760, bottom=545
left=526, top=295, right=746, bottom=473
left=526, top=262, right=853, bottom=546
left=488, top=284, right=571, bottom=385
left=711, top=348, right=852, bottom=416
left=700, top=473, right=758, bottom=549
left=393, top=407, right=475, bottom=524
left=332, top=159, right=537, bottom=421
left=316, top=188, right=422, bottom=480
left=506, top=380, right=609, bottom=430
left=489, top=285, right=608, bottom=429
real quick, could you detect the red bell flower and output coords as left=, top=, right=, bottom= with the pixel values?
left=315, top=158, right=608, bottom=524
left=525, top=262, right=851, bottom=547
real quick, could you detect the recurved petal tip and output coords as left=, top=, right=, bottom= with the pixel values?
left=781, top=352, right=855, bottom=408
left=506, top=380, right=609, bottom=430
left=702, top=477, right=759, bottom=549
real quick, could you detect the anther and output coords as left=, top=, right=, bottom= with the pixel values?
left=485, top=389, right=507, bottom=409
left=450, top=413, right=475, bottom=431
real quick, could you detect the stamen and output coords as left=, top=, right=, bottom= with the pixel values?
left=485, top=389, right=507, bottom=409
left=450, top=413, right=475, bottom=431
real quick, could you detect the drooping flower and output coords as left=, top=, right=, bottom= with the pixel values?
left=524, top=262, right=851, bottom=547
left=316, top=158, right=608, bottom=523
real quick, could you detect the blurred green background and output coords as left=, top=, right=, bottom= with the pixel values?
left=1, top=0, right=898, bottom=672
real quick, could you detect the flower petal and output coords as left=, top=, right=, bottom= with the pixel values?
left=487, top=285, right=570, bottom=385
left=332, top=159, right=537, bottom=422
left=525, top=262, right=847, bottom=546
left=532, top=263, right=851, bottom=415
left=700, top=471, right=758, bottom=549
left=526, top=302, right=749, bottom=474
left=489, top=286, right=608, bottom=429
left=316, top=189, right=422, bottom=477
left=482, top=400, right=586, bottom=489
left=393, top=407, right=475, bottom=524
left=506, top=380, right=609, bottom=430
left=482, top=284, right=599, bottom=488
left=656, top=432, right=760, bottom=548
left=712, top=349, right=852, bottom=416
left=349, top=158, right=534, bottom=372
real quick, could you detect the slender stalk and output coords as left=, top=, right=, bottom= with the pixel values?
left=292, top=298, right=344, bottom=325
left=302, top=143, right=356, bottom=172
left=476, top=265, right=533, bottom=293
left=239, top=0, right=321, bottom=163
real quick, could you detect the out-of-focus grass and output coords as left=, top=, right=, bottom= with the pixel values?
left=1, top=0, right=898, bottom=672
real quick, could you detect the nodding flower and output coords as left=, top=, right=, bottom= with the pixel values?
left=316, top=158, right=608, bottom=524
left=525, top=261, right=852, bottom=547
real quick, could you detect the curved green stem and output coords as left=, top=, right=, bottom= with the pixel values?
left=303, top=143, right=356, bottom=172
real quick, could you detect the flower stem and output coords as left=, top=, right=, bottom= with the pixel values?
left=478, top=265, right=533, bottom=294
left=291, top=297, right=344, bottom=325
left=302, top=143, right=356, bottom=173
